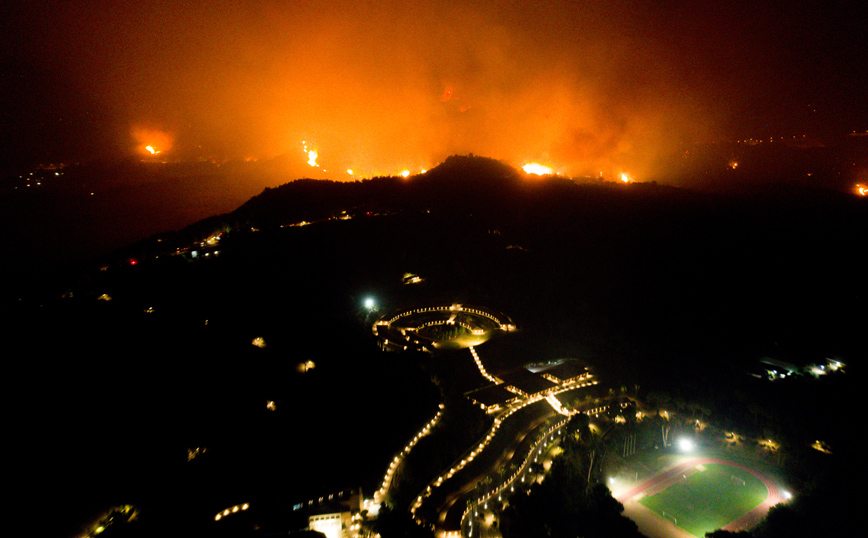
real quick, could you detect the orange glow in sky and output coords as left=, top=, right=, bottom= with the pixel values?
left=80, top=3, right=729, bottom=182
left=6, top=1, right=865, bottom=190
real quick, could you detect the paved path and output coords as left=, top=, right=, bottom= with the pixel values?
left=615, top=457, right=785, bottom=538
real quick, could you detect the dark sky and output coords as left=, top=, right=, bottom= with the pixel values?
left=3, top=0, right=866, bottom=178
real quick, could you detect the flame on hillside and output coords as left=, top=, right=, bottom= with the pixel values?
left=302, top=141, right=319, bottom=167
left=522, top=163, right=553, bottom=176
left=132, top=126, right=173, bottom=157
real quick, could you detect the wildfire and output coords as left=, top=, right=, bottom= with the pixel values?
left=620, top=172, right=631, bottom=183
left=401, top=170, right=410, bottom=178
left=522, top=163, right=553, bottom=176
left=729, top=160, right=739, bottom=169
left=131, top=125, right=173, bottom=157
left=302, top=141, right=319, bottom=167
left=856, top=184, right=867, bottom=196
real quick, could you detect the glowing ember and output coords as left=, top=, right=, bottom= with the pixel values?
left=620, top=172, right=631, bottom=183
left=301, top=141, right=319, bottom=167
left=401, top=169, right=410, bottom=178
left=131, top=125, right=173, bottom=157
left=522, top=163, right=553, bottom=175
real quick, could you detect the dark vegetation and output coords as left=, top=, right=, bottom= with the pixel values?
left=419, top=324, right=470, bottom=340
left=500, top=413, right=644, bottom=538
left=5, top=155, right=864, bottom=537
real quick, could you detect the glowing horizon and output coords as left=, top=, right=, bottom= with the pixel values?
left=7, top=2, right=856, bottom=190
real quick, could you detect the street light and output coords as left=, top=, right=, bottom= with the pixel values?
left=678, top=438, right=695, bottom=452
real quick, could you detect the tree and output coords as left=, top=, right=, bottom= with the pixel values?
left=500, top=426, right=643, bottom=538
left=372, top=505, right=434, bottom=538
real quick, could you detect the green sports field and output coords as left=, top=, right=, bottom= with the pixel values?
left=638, top=464, right=768, bottom=537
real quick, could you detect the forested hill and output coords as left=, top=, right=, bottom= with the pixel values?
left=15, top=155, right=866, bottom=317
left=174, top=155, right=696, bottom=239
left=156, top=154, right=863, bottom=269
left=231, top=154, right=527, bottom=225
left=207, top=154, right=862, bottom=232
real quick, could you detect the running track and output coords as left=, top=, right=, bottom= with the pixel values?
left=615, top=457, right=785, bottom=534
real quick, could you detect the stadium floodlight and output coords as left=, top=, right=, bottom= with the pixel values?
left=678, top=438, right=695, bottom=452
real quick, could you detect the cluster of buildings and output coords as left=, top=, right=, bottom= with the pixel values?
left=467, top=360, right=592, bottom=413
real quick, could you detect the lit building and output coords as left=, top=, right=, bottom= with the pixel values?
left=309, top=512, right=348, bottom=538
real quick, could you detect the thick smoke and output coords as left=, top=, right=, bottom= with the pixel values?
left=7, top=0, right=863, bottom=181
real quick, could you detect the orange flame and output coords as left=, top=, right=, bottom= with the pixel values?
left=131, top=126, right=174, bottom=157
left=522, top=163, right=553, bottom=175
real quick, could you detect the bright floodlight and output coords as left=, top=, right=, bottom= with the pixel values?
left=678, top=438, right=695, bottom=452
left=364, top=297, right=376, bottom=310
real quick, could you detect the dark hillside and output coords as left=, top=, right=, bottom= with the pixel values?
left=5, top=155, right=865, bottom=538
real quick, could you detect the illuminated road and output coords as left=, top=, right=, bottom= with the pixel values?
left=371, top=304, right=604, bottom=537
left=412, top=383, right=608, bottom=536
left=431, top=400, right=556, bottom=533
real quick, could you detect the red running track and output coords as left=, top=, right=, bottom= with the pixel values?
left=615, top=457, right=784, bottom=533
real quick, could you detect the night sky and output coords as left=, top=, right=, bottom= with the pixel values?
left=4, top=0, right=866, bottom=179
